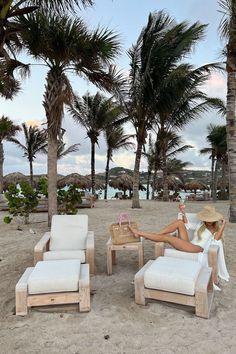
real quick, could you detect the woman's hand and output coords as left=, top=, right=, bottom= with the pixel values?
left=220, top=218, right=226, bottom=227
left=178, top=202, right=186, bottom=213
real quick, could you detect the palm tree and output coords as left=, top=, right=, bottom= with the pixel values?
left=0, top=1, right=93, bottom=99
left=200, top=124, right=227, bottom=201
left=69, top=93, right=123, bottom=195
left=0, top=116, right=21, bottom=193
left=121, top=11, right=224, bottom=208
left=150, top=130, right=192, bottom=199
left=218, top=0, right=236, bottom=220
left=142, top=134, right=156, bottom=200
left=18, top=13, right=121, bottom=224
left=104, top=124, right=135, bottom=199
left=8, top=122, right=47, bottom=185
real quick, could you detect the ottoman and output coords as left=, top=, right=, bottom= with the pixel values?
left=15, top=259, right=90, bottom=315
left=134, top=256, right=214, bottom=318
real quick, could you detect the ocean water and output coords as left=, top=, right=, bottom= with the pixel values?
left=97, top=186, right=189, bottom=200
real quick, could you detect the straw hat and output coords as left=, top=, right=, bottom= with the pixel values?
left=197, top=205, right=223, bottom=222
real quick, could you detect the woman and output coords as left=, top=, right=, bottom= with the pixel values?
left=129, top=204, right=230, bottom=282
left=129, top=205, right=226, bottom=254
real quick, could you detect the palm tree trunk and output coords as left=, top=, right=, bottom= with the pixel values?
left=104, top=149, right=111, bottom=200
left=146, top=169, right=151, bottom=200
left=210, top=156, right=215, bottom=198
left=29, top=159, right=33, bottom=186
left=226, top=30, right=236, bottom=221
left=212, top=159, right=219, bottom=202
left=221, top=159, right=227, bottom=197
left=0, top=142, right=4, bottom=193
left=91, top=141, right=95, bottom=195
left=162, top=154, right=169, bottom=201
left=152, top=168, right=157, bottom=200
left=132, top=139, right=142, bottom=208
left=47, top=135, right=58, bottom=225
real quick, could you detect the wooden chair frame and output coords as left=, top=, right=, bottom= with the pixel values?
left=135, top=260, right=214, bottom=318
left=15, top=264, right=90, bottom=315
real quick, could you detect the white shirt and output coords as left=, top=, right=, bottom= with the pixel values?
left=191, top=223, right=212, bottom=252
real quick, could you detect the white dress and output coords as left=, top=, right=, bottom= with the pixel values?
left=191, top=224, right=230, bottom=282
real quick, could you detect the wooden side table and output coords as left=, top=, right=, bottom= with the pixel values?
left=106, top=237, right=144, bottom=275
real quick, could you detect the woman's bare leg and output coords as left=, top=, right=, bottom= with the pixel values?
left=157, top=219, right=189, bottom=241
left=128, top=226, right=202, bottom=253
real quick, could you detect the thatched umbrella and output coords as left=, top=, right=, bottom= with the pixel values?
left=185, top=180, right=209, bottom=193
left=3, top=172, right=28, bottom=190
left=57, top=173, right=88, bottom=189
left=152, top=175, right=184, bottom=192
left=109, top=173, right=146, bottom=198
left=85, top=175, right=105, bottom=190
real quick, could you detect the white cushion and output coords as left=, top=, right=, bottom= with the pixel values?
left=28, top=260, right=81, bottom=294
left=144, top=257, right=202, bottom=295
left=43, top=250, right=86, bottom=263
left=49, top=215, right=88, bottom=251
left=164, top=249, right=201, bottom=262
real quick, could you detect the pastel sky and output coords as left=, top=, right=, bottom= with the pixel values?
left=0, top=0, right=226, bottom=176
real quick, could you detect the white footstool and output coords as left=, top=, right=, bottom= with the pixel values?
left=15, top=259, right=90, bottom=315
left=135, top=257, right=214, bottom=318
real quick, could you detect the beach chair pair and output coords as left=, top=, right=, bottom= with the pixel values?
left=15, top=215, right=94, bottom=315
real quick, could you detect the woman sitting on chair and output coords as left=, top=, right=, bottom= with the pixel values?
left=129, top=205, right=226, bottom=254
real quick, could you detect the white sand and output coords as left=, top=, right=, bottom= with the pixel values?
left=0, top=200, right=235, bottom=354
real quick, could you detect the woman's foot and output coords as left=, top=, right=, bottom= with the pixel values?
left=128, top=225, right=140, bottom=238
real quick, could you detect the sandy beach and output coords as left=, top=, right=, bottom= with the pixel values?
left=0, top=200, right=235, bottom=354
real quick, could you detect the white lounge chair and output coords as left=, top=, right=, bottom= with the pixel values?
left=34, top=215, right=95, bottom=274
left=154, top=213, right=219, bottom=284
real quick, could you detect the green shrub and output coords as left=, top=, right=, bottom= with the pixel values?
left=57, top=185, right=82, bottom=215
left=37, top=176, right=48, bottom=197
left=4, top=181, right=39, bottom=224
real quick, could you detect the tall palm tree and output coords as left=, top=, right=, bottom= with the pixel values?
left=69, top=93, right=123, bottom=195
left=142, top=134, right=155, bottom=200
left=0, top=115, right=21, bottom=192
left=218, top=0, right=236, bottom=220
left=201, top=124, right=227, bottom=201
left=8, top=122, right=47, bottom=185
left=0, top=1, right=93, bottom=99
left=104, top=124, right=135, bottom=199
left=18, top=13, right=121, bottom=224
left=122, top=11, right=224, bottom=208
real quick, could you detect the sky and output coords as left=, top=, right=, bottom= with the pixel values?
left=0, top=0, right=227, bottom=177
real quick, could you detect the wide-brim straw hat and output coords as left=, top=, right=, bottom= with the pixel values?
left=197, top=205, right=223, bottom=222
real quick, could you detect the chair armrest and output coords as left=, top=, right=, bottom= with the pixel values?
left=86, top=231, right=95, bottom=274
left=86, top=231, right=94, bottom=250
left=34, top=232, right=51, bottom=265
left=154, top=242, right=165, bottom=258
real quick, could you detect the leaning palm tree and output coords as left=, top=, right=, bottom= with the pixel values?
left=218, top=0, right=236, bottom=220
left=121, top=11, right=224, bottom=208
left=0, top=116, right=21, bottom=192
left=0, top=1, right=93, bottom=99
left=104, top=124, right=135, bottom=199
left=8, top=122, right=47, bottom=185
left=18, top=13, right=121, bottom=224
left=69, top=93, right=123, bottom=195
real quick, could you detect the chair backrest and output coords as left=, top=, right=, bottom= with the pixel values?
left=178, top=212, right=200, bottom=241
left=49, top=215, right=88, bottom=251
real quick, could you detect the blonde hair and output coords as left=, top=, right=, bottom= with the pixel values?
left=197, top=221, right=224, bottom=242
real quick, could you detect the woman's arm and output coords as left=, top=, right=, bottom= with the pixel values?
left=179, top=203, right=188, bottom=224
left=214, top=219, right=226, bottom=240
